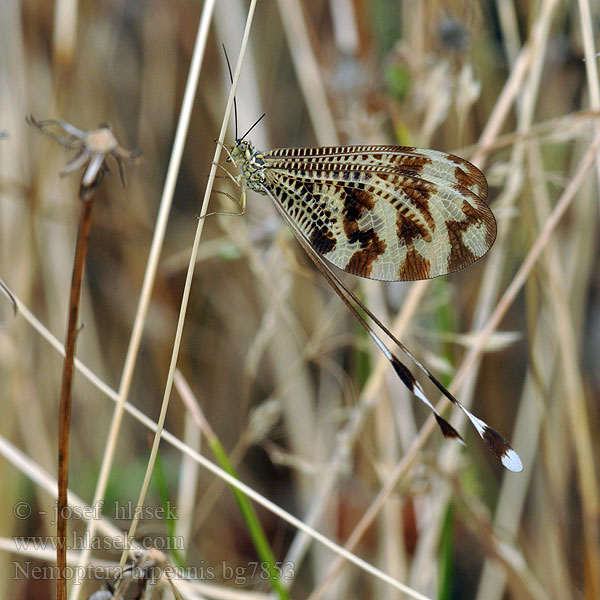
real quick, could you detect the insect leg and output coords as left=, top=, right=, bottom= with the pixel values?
left=200, top=179, right=247, bottom=219
left=212, top=160, right=240, bottom=184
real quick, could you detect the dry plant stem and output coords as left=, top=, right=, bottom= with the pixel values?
left=576, top=0, right=600, bottom=190
left=496, top=0, right=521, bottom=66
left=173, top=371, right=202, bottom=559
left=473, top=41, right=532, bottom=165
left=70, top=2, right=217, bottom=596
left=0, top=275, right=18, bottom=316
left=459, top=109, right=600, bottom=161
left=56, top=189, right=95, bottom=600
left=457, top=485, right=547, bottom=600
left=53, top=0, right=77, bottom=65
left=275, top=0, right=338, bottom=145
left=115, top=0, right=258, bottom=577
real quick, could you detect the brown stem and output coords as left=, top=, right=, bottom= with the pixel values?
left=56, top=189, right=95, bottom=600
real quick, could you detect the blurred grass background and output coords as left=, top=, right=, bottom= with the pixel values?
left=1, top=0, right=599, bottom=598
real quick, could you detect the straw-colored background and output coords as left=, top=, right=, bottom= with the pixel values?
left=1, top=1, right=598, bottom=598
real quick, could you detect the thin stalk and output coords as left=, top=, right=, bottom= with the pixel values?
left=115, top=0, right=259, bottom=579
left=56, top=185, right=95, bottom=600
left=69, top=2, right=217, bottom=596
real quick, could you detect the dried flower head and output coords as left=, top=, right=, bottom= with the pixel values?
left=27, top=116, right=141, bottom=188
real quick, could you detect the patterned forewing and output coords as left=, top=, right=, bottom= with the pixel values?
left=262, top=146, right=496, bottom=281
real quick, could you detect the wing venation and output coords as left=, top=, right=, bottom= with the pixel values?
left=262, top=146, right=495, bottom=281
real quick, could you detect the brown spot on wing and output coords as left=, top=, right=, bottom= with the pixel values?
left=454, top=166, right=474, bottom=190
left=398, top=247, right=431, bottom=280
left=342, top=187, right=376, bottom=245
left=400, top=181, right=436, bottom=231
left=455, top=195, right=496, bottom=248
left=446, top=219, right=477, bottom=272
left=394, top=153, right=432, bottom=173
left=345, top=229, right=387, bottom=277
left=342, top=187, right=374, bottom=223
left=310, top=227, right=337, bottom=255
left=341, top=186, right=387, bottom=277
left=401, top=180, right=432, bottom=205
left=396, top=212, right=432, bottom=245
left=445, top=199, right=485, bottom=272
left=450, top=159, right=488, bottom=198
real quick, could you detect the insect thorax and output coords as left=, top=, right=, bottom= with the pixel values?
left=230, top=139, right=267, bottom=192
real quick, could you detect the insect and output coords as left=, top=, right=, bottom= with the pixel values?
left=216, top=118, right=522, bottom=473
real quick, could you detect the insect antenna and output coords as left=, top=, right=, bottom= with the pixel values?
left=264, top=188, right=523, bottom=472
left=222, top=45, right=265, bottom=143
left=239, top=113, right=266, bottom=143
left=222, top=44, right=239, bottom=140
